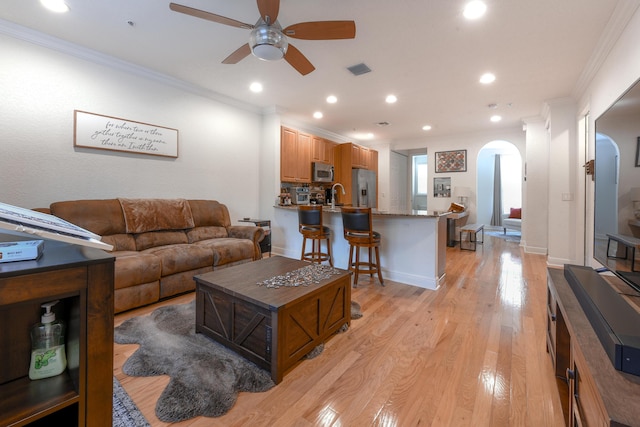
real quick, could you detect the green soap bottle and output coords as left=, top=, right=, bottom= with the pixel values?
left=29, top=300, right=67, bottom=380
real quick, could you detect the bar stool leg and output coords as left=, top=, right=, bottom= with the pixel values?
left=354, top=246, right=360, bottom=286
left=327, top=236, right=333, bottom=267
left=300, top=237, right=307, bottom=261
left=375, top=246, right=384, bottom=286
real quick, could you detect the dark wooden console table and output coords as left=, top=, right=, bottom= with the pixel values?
left=0, top=236, right=115, bottom=426
left=194, top=256, right=350, bottom=383
left=546, top=267, right=640, bottom=426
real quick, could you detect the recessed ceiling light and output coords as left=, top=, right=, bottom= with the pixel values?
left=385, top=95, right=397, bottom=104
left=40, top=0, right=69, bottom=13
left=354, top=132, right=374, bottom=140
left=422, top=125, right=432, bottom=131
left=490, top=115, right=502, bottom=122
left=463, top=1, right=487, bottom=20
left=313, top=111, right=323, bottom=119
left=480, top=73, right=496, bottom=84
left=249, top=82, right=263, bottom=93
left=326, top=95, right=337, bottom=104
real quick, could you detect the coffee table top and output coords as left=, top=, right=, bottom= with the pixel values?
left=194, top=256, right=350, bottom=310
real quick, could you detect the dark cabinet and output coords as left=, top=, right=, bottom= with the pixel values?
left=546, top=267, right=640, bottom=426
left=0, top=237, right=114, bottom=426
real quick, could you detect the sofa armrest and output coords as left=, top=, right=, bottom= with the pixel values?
left=228, top=225, right=265, bottom=244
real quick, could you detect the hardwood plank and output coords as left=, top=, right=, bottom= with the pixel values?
left=113, top=234, right=565, bottom=426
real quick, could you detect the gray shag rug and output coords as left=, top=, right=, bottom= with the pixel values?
left=115, top=300, right=362, bottom=423
left=113, top=376, right=150, bottom=427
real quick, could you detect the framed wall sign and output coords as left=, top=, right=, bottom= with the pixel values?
left=435, top=149, right=467, bottom=173
left=74, top=110, right=179, bottom=158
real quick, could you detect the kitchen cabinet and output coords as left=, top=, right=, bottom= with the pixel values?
left=312, top=136, right=335, bottom=164
left=280, top=126, right=311, bottom=183
left=0, top=237, right=115, bottom=427
left=546, top=267, right=640, bottom=427
left=333, top=143, right=378, bottom=206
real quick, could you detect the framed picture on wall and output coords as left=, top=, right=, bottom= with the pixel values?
left=435, top=149, right=467, bottom=173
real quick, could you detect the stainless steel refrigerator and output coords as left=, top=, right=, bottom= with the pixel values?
left=352, top=168, right=377, bottom=208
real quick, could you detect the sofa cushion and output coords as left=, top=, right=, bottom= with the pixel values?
left=186, top=226, right=228, bottom=243
left=142, top=244, right=214, bottom=276
left=195, top=238, right=256, bottom=267
left=119, top=198, right=194, bottom=233
left=134, top=230, right=188, bottom=251
left=508, top=208, right=521, bottom=219
left=188, top=200, right=231, bottom=228
left=101, top=234, right=136, bottom=252
left=112, top=251, right=162, bottom=290
left=114, top=281, right=160, bottom=313
left=50, top=199, right=126, bottom=236
left=159, top=266, right=212, bottom=299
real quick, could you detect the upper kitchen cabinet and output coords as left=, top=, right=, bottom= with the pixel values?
left=281, top=126, right=312, bottom=183
left=312, top=136, right=336, bottom=165
left=336, top=143, right=378, bottom=171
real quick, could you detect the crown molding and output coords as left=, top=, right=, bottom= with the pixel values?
left=573, top=0, right=640, bottom=97
left=0, top=18, right=262, bottom=115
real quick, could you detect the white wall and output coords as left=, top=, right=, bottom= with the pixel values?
left=522, top=118, right=549, bottom=254
left=546, top=99, right=579, bottom=266
left=0, top=32, right=264, bottom=222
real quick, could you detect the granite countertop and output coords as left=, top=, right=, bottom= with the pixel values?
left=274, top=204, right=451, bottom=218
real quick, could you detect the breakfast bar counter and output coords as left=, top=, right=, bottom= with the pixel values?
left=271, top=205, right=450, bottom=290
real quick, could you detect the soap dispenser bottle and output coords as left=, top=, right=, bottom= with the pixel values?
left=29, top=300, right=67, bottom=380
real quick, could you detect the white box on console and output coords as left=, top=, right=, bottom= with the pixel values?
left=0, top=239, right=44, bottom=263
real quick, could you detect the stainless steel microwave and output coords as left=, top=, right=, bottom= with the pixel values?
left=313, top=162, right=334, bottom=182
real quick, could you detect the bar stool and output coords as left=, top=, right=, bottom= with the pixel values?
left=298, top=205, right=333, bottom=266
left=341, top=207, right=384, bottom=287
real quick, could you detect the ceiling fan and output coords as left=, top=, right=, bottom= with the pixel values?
left=169, top=0, right=356, bottom=75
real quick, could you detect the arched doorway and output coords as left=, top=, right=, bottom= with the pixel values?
left=476, top=141, right=523, bottom=230
left=594, top=133, right=619, bottom=240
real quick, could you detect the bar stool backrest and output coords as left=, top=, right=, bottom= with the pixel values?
left=341, top=207, right=373, bottom=237
left=298, top=205, right=323, bottom=230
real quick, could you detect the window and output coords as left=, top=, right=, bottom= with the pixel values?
left=413, top=155, right=428, bottom=195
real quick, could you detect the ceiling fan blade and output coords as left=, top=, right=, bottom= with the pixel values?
left=284, top=44, right=315, bottom=76
left=257, top=0, right=279, bottom=24
left=222, top=44, right=252, bottom=64
left=284, top=21, right=356, bottom=40
left=169, top=3, right=253, bottom=30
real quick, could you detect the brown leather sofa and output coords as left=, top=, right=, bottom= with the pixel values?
left=47, top=198, right=265, bottom=313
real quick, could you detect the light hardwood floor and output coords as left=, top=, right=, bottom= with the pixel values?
left=114, top=232, right=565, bottom=426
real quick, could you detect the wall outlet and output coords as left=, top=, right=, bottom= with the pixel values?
left=561, top=193, right=574, bottom=201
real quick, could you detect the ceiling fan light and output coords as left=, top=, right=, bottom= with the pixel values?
left=250, top=24, right=288, bottom=61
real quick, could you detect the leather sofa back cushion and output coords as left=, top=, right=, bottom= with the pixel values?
left=50, top=199, right=127, bottom=236
left=101, top=233, right=136, bottom=251
left=188, top=200, right=231, bottom=228
left=186, top=226, right=228, bottom=243
left=119, top=198, right=195, bottom=233
left=134, top=230, right=189, bottom=251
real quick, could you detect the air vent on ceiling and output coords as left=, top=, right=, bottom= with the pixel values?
left=347, top=63, right=371, bottom=76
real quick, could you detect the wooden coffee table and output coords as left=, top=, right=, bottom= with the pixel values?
left=193, top=256, right=351, bottom=383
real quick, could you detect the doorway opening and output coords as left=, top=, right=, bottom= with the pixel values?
left=477, top=141, right=523, bottom=230
left=412, top=154, right=428, bottom=210
left=594, top=133, right=619, bottom=242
